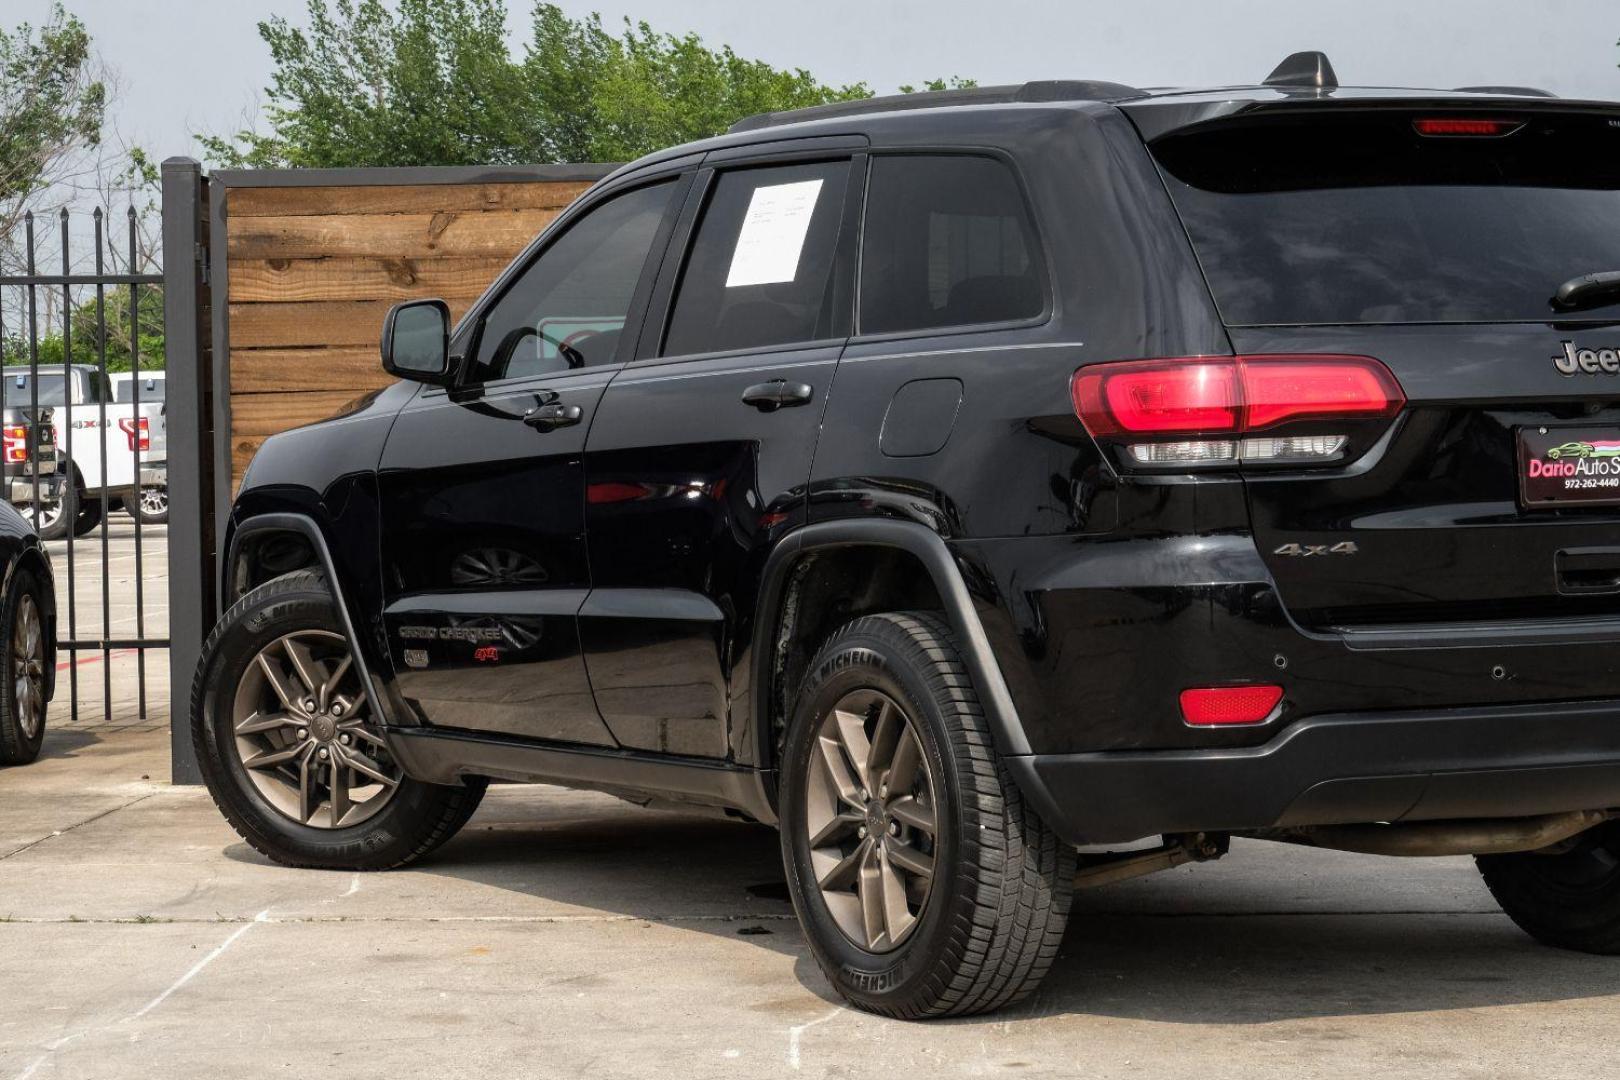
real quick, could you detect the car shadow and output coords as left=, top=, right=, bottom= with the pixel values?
left=33, top=727, right=102, bottom=761
left=377, top=789, right=1620, bottom=1023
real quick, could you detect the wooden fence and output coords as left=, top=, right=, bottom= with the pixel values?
left=210, top=164, right=614, bottom=486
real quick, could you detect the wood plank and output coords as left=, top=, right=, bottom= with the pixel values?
left=233, top=434, right=268, bottom=487
left=226, top=208, right=562, bottom=260
left=228, top=298, right=473, bottom=348
left=231, top=391, right=365, bottom=437
left=228, top=256, right=509, bottom=303
left=231, top=347, right=394, bottom=393
left=228, top=181, right=593, bottom=218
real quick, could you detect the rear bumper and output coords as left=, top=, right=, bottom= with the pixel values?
left=4, top=474, right=61, bottom=504
left=1008, top=697, right=1620, bottom=845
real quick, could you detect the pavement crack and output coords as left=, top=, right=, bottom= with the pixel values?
left=0, top=793, right=154, bottom=862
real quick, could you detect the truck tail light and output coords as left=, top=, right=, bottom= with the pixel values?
left=1072, top=355, right=1404, bottom=470
left=1180, top=685, right=1284, bottom=726
left=2, top=425, right=27, bottom=464
left=118, top=416, right=150, bottom=452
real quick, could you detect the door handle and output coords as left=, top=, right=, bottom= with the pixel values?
left=740, top=380, right=814, bottom=412
left=524, top=402, right=583, bottom=431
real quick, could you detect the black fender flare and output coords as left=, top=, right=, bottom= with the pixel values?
left=750, top=518, right=1031, bottom=776
left=225, top=512, right=395, bottom=726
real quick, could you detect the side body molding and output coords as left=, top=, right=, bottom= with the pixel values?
left=751, top=519, right=1032, bottom=769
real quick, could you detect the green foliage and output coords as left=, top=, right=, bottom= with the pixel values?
left=0, top=4, right=106, bottom=219
left=206, top=0, right=973, bottom=167
left=2, top=284, right=164, bottom=372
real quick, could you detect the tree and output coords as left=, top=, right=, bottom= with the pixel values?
left=0, top=4, right=107, bottom=265
left=205, top=0, right=971, bottom=167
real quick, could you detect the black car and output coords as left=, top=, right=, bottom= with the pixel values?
left=193, top=52, right=1620, bottom=1017
left=0, top=463, right=56, bottom=765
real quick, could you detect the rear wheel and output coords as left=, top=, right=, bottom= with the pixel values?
left=780, top=611, right=1074, bottom=1019
left=134, top=485, right=167, bottom=525
left=71, top=497, right=102, bottom=538
left=0, top=570, right=48, bottom=765
left=27, top=482, right=74, bottom=541
left=192, top=570, right=485, bottom=869
left=1478, top=822, right=1620, bottom=954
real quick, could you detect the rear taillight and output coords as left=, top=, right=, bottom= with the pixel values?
left=1413, top=117, right=1524, bottom=137
left=1180, top=685, right=1283, bottom=726
left=118, top=416, right=150, bottom=452
left=1072, top=355, right=1404, bottom=470
left=2, top=425, right=26, bottom=464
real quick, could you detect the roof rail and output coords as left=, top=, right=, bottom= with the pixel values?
left=1454, top=85, right=1559, bottom=98
left=727, top=80, right=1147, bottom=134
left=1264, top=50, right=1338, bottom=90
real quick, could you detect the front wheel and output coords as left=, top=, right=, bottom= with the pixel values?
left=1478, top=822, right=1620, bottom=954
left=191, top=570, right=485, bottom=869
left=779, top=611, right=1074, bottom=1019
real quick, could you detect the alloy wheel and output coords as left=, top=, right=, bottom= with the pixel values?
left=231, top=630, right=400, bottom=829
left=139, top=487, right=167, bottom=515
left=29, top=501, right=63, bottom=534
left=12, top=593, right=44, bottom=740
left=804, top=688, right=940, bottom=952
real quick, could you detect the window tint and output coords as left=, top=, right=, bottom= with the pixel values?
left=663, top=160, right=851, bottom=357
left=859, top=155, right=1043, bottom=336
left=1152, top=112, right=1620, bottom=325
left=5, top=373, right=68, bottom=406
left=470, top=180, right=674, bottom=383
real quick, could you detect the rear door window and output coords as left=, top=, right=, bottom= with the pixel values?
left=1151, top=110, right=1620, bottom=325
left=662, top=159, right=852, bottom=357
left=858, top=154, right=1045, bottom=336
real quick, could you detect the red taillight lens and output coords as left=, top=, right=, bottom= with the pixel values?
left=2, top=425, right=26, bottom=464
left=1413, top=118, right=1523, bottom=137
left=1072, top=355, right=1404, bottom=469
left=1075, top=359, right=1238, bottom=436
left=1179, top=685, right=1283, bottom=726
left=117, top=416, right=150, bottom=452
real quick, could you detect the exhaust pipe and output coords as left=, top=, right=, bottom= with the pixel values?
left=1249, top=810, right=1612, bottom=858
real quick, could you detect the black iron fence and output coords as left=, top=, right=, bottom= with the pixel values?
left=0, top=206, right=169, bottom=724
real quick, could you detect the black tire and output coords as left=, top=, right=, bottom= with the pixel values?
left=0, top=568, right=49, bottom=766
left=30, top=481, right=75, bottom=541
left=71, top=496, right=102, bottom=538
left=779, top=611, right=1074, bottom=1019
left=133, top=485, right=168, bottom=525
left=191, top=569, right=485, bottom=870
left=1478, top=822, right=1620, bottom=954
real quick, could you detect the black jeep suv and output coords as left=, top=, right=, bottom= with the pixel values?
left=194, top=52, right=1620, bottom=1018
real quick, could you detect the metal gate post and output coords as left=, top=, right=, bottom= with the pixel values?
left=161, top=157, right=214, bottom=784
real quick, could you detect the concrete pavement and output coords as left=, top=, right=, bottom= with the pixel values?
left=4, top=727, right=1620, bottom=1079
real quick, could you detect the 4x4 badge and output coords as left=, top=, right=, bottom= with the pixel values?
left=1554, top=342, right=1620, bottom=377
left=1273, top=542, right=1358, bottom=557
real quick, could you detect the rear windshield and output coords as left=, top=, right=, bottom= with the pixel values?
left=113, top=377, right=164, bottom=404
left=1150, top=110, right=1620, bottom=325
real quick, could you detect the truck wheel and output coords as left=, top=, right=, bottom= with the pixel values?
left=134, top=485, right=167, bottom=525
left=28, top=484, right=75, bottom=541
left=71, top=497, right=102, bottom=538
left=779, top=611, right=1074, bottom=1019
left=0, top=569, right=48, bottom=765
left=1478, top=822, right=1620, bottom=954
left=191, top=570, right=485, bottom=869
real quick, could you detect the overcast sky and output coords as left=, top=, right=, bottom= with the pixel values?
left=11, top=0, right=1620, bottom=165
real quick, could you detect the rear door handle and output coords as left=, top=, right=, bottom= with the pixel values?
left=740, top=380, right=813, bottom=412
left=524, top=403, right=583, bottom=431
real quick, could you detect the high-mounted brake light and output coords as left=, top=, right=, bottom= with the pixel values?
left=1072, top=355, right=1404, bottom=469
left=1413, top=118, right=1523, bottom=137
left=1180, top=685, right=1283, bottom=726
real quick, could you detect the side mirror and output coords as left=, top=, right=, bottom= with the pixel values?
left=381, top=299, right=453, bottom=384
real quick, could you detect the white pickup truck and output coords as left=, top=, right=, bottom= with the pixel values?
left=2, top=364, right=167, bottom=539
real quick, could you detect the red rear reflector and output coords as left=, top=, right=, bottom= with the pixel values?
left=1072, top=355, right=1403, bottom=437
left=1413, top=118, right=1521, bottom=137
left=1180, top=685, right=1284, bottom=726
